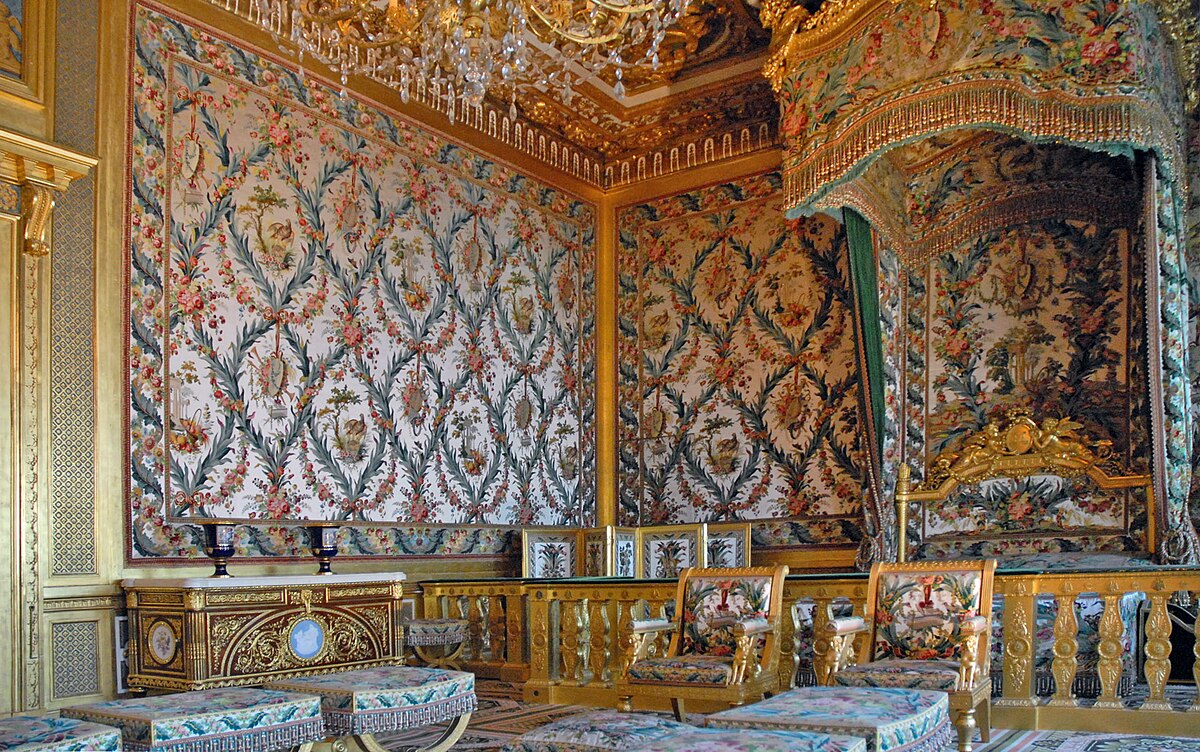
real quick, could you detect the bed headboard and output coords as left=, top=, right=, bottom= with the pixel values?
left=895, top=409, right=1154, bottom=562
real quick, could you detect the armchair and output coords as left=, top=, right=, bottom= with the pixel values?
left=824, top=559, right=996, bottom=752
left=616, top=565, right=789, bottom=721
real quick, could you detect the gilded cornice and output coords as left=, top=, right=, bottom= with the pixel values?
left=0, top=127, right=97, bottom=192
left=762, top=0, right=898, bottom=91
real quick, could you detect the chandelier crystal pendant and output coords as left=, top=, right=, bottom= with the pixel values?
left=254, top=0, right=688, bottom=114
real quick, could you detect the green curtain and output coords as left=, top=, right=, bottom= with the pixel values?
left=846, top=209, right=884, bottom=456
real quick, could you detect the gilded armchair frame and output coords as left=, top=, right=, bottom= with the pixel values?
left=896, top=409, right=1155, bottom=562
left=826, top=558, right=997, bottom=752
left=616, top=565, right=789, bottom=720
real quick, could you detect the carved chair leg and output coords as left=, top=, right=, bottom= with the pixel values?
left=954, top=706, right=977, bottom=752
left=671, top=698, right=686, bottom=722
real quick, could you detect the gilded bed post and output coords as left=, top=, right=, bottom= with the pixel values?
left=895, top=464, right=911, bottom=563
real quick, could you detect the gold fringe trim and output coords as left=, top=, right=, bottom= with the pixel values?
left=823, top=182, right=1139, bottom=267
left=783, top=78, right=1184, bottom=214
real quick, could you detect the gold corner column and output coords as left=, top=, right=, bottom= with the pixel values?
left=595, top=196, right=618, bottom=528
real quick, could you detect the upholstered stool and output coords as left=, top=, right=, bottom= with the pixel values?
left=704, top=686, right=951, bottom=752
left=503, top=709, right=867, bottom=752
left=0, top=716, right=121, bottom=752
left=403, top=618, right=469, bottom=669
left=60, top=687, right=325, bottom=752
left=264, top=665, right=476, bottom=752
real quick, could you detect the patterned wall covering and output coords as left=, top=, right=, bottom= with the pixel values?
left=862, top=134, right=1154, bottom=558
left=617, top=172, right=866, bottom=550
left=910, top=220, right=1148, bottom=557
left=49, top=0, right=99, bottom=577
left=126, top=2, right=595, bottom=562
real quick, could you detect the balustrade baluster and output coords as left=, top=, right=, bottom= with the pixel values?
left=1048, top=592, right=1078, bottom=707
left=1093, top=592, right=1125, bottom=709
left=489, top=594, right=507, bottom=665
left=467, top=595, right=484, bottom=663
left=588, top=599, right=609, bottom=686
left=810, top=597, right=835, bottom=686
left=561, top=598, right=582, bottom=685
left=778, top=601, right=799, bottom=690
left=997, top=589, right=1036, bottom=708
left=1142, top=589, right=1172, bottom=711
left=616, top=598, right=636, bottom=680
left=524, top=589, right=552, bottom=703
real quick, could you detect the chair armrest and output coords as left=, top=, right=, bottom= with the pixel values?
left=954, top=615, right=988, bottom=690
left=631, top=619, right=673, bottom=634
left=733, top=617, right=772, bottom=637
left=824, top=616, right=868, bottom=636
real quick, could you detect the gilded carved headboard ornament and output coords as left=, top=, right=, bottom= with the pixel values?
left=895, top=408, right=1152, bottom=562
left=922, top=408, right=1116, bottom=489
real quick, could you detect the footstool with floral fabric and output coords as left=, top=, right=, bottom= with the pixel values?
left=60, top=687, right=325, bottom=752
left=503, top=709, right=867, bottom=752
left=403, top=618, right=469, bottom=669
left=264, top=665, right=477, bottom=752
left=0, top=716, right=121, bottom=751
left=704, top=686, right=952, bottom=752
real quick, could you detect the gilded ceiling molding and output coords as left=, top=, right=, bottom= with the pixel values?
left=764, top=0, right=1189, bottom=215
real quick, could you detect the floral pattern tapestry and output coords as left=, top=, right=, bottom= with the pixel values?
left=617, top=171, right=867, bottom=550
left=126, top=2, right=595, bottom=561
left=910, top=219, right=1149, bottom=557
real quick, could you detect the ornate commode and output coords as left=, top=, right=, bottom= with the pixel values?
left=123, top=573, right=407, bottom=692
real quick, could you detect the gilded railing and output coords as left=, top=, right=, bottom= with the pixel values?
left=415, top=568, right=1200, bottom=733
left=419, top=580, right=528, bottom=683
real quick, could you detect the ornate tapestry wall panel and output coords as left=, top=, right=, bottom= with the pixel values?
left=616, top=171, right=866, bottom=550
left=906, top=218, right=1149, bottom=557
left=126, top=2, right=596, bottom=562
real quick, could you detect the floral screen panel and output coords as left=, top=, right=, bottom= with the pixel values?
left=914, top=219, right=1149, bottom=557
left=126, top=3, right=595, bottom=561
left=617, top=171, right=867, bottom=551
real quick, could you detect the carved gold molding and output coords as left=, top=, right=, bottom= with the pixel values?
left=1, top=128, right=95, bottom=712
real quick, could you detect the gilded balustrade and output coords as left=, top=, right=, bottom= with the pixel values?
left=420, top=580, right=527, bottom=682
left=414, top=567, right=1200, bottom=734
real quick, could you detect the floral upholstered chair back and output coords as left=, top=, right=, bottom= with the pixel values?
left=675, top=567, right=784, bottom=658
left=868, top=561, right=995, bottom=665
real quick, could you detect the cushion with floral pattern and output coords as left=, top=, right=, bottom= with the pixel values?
left=872, top=570, right=982, bottom=661
left=60, top=687, right=325, bottom=752
left=626, top=654, right=733, bottom=685
left=403, top=618, right=469, bottom=646
left=680, top=575, right=773, bottom=656
left=630, top=728, right=867, bottom=752
left=0, top=716, right=121, bottom=752
left=264, top=665, right=476, bottom=736
left=834, top=660, right=961, bottom=691
left=705, top=686, right=951, bottom=752
left=502, top=710, right=693, bottom=752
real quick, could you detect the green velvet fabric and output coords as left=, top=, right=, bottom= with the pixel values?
left=846, top=209, right=884, bottom=456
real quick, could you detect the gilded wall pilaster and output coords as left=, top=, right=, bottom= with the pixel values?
left=0, top=130, right=95, bottom=713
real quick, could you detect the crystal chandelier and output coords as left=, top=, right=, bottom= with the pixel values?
left=254, top=0, right=689, bottom=113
